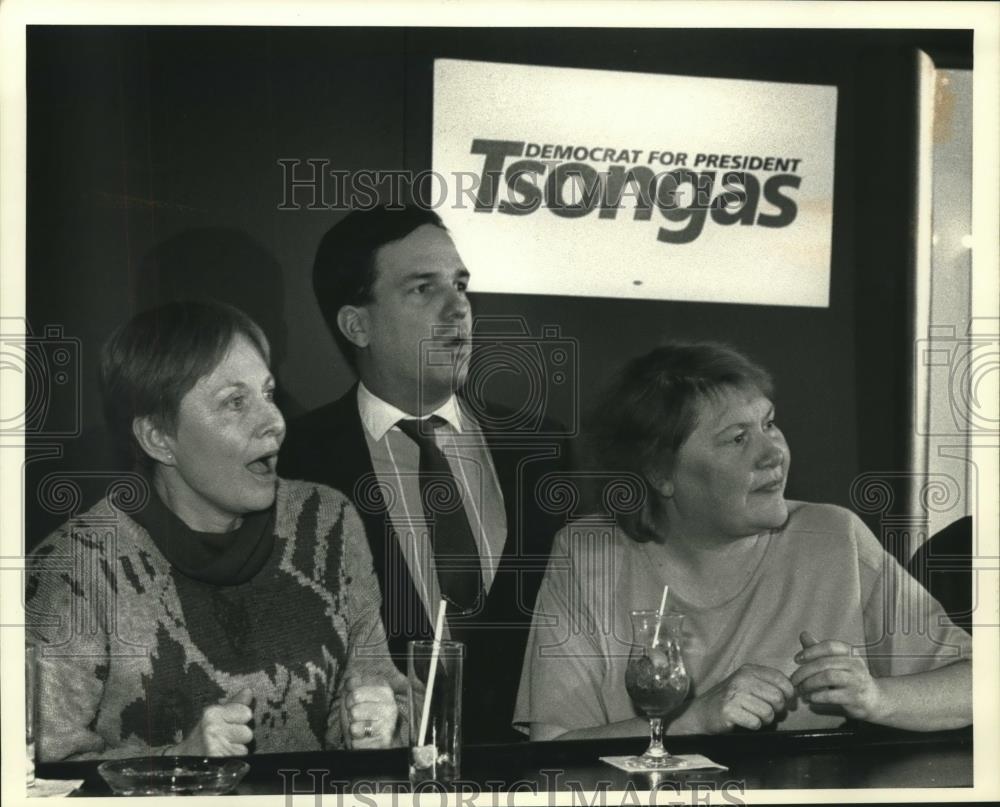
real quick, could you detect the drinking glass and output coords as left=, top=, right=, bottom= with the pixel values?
left=407, top=640, right=463, bottom=786
left=624, top=610, right=689, bottom=768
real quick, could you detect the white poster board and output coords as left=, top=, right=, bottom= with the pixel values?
left=432, top=59, right=837, bottom=307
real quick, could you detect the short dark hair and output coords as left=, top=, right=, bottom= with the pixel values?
left=587, top=341, right=774, bottom=542
left=100, top=300, right=271, bottom=467
left=312, top=206, right=447, bottom=368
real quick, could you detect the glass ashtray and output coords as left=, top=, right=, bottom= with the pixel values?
left=97, top=756, right=250, bottom=796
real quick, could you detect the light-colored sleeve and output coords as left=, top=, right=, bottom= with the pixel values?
left=27, top=530, right=178, bottom=761
left=28, top=533, right=109, bottom=761
left=853, top=512, right=972, bottom=678
left=513, top=527, right=610, bottom=736
left=328, top=501, right=410, bottom=748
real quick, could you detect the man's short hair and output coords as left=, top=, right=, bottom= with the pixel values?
left=100, top=299, right=270, bottom=468
left=312, top=206, right=447, bottom=368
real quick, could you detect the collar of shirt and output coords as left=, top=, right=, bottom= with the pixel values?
left=357, top=381, right=465, bottom=442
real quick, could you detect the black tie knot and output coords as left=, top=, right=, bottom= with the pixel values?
left=396, top=416, right=447, bottom=445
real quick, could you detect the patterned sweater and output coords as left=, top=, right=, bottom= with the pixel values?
left=27, top=480, right=408, bottom=762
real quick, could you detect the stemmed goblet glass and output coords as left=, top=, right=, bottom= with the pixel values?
left=624, top=609, right=690, bottom=768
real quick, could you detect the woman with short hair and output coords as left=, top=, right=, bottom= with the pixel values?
left=515, top=341, right=971, bottom=740
left=28, top=300, right=405, bottom=761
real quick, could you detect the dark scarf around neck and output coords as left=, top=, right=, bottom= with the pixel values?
left=131, top=485, right=276, bottom=586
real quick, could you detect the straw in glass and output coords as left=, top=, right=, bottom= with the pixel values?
left=651, top=585, right=669, bottom=647
left=417, top=599, right=448, bottom=748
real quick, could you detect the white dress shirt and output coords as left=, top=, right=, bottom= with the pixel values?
left=357, top=383, right=508, bottom=628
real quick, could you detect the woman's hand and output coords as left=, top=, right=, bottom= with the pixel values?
left=342, top=675, right=398, bottom=749
left=170, top=687, right=255, bottom=757
left=791, top=631, right=885, bottom=721
left=685, top=664, right=794, bottom=733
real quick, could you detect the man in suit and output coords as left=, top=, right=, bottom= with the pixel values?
left=280, top=206, right=570, bottom=743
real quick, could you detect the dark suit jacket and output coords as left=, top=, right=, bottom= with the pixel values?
left=279, top=385, right=571, bottom=743
left=907, top=515, right=973, bottom=634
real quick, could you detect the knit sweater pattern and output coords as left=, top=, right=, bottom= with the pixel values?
left=27, top=480, right=406, bottom=761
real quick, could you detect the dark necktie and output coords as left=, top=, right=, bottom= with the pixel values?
left=396, top=416, right=483, bottom=612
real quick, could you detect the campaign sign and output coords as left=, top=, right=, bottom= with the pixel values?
left=432, top=59, right=837, bottom=307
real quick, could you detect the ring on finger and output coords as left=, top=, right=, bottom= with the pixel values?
left=363, top=722, right=374, bottom=739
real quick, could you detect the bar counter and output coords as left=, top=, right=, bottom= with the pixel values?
left=36, top=726, right=972, bottom=797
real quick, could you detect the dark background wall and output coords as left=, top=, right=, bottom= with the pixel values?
left=24, top=26, right=972, bottom=546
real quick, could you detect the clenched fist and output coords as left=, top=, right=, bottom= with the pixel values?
left=171, top=687, right=255, bottom=757
left=341, top=675, right=397, bottom=749
left=688, top=664, right=794, bottom=733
